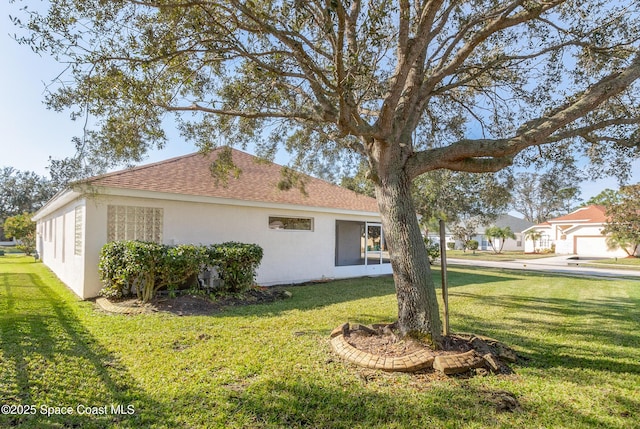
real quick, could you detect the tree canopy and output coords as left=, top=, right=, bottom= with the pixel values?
left=485, top=225, right=516, bottom=254
left=0, top=167, right=55, bottom=221
left=14, top=0, right=640, bottom=342
left=3, top=213, right=37, bottom=256
left=510, top=168, right=582, bottom=224
left=602, top=184, right=640, bottom=257
left=16, top=0, right=640, bottom=174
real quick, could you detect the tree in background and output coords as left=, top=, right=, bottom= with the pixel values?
left=524, top=230, right=543, bottom=254
left=0, top=167, right=55, bottom=220
left=584, top=188, right=620, bottom=207
left=485, top=226, right=516, bottom=254
left=511, top=169, right=582, bottom=224
left=413, top=170, right=512, bottom=235
left=602, top=184, right=640, bottom=257
left=3, top=213, right=36, bottom=256
left=17, top=1, right=640, bottom=343
left=47, top=156, right=105, bottom=193
left=450, top=221, right=479, bottom=252
left=0, top=167, right=56, bottom=240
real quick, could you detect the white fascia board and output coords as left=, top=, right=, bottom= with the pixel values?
left=563, top=223, right=605, bottom=235
left=32, top=188, right=83, bottom=222
left=84, top=185, right=382, bottom=218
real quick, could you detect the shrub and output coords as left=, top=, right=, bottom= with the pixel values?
left=423, top=238, right=440, bottom=265
left=99, top=241, right=164, bottom=301
left=447, top=242, right=456, bottom=251
left=208, top=242, right=264, bottom=293
left=156, top=244, right=209, bottom=294
left=99, top=241, right=264, bottom=301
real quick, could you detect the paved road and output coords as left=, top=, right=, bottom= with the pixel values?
left=445, top=255, right=640, bottom=280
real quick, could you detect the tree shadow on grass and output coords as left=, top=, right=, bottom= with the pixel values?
left=202, top=269, right=520, bottom=320
left=0, top=273, right=177, bottom=428
left=214, top=376, right=633, bottom=428
left=450, top=291, right=640, bottom=376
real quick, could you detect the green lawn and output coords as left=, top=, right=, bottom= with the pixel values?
left=446, top=250, right=554, bottom=261
left=1, top=255, right=639, bottom=428
left=584, top=257, right=640, bottom=271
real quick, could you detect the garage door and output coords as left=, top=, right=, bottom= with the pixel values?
left=574, top=236, right=615, bottom=257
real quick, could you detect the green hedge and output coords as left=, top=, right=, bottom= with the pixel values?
left=208, top=242, right=264, bottom=293
left=98, top=241, right=263, bottom=302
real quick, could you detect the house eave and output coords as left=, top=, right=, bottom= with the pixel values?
left=32, top=188, right=83, bottom=222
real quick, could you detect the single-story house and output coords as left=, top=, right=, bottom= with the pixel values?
left=522, top=205, right=634, bottom=257
left=427, top=214, right=533, bottom=252
left=473, top=214, right=534, bottom=252
left=33, top=148, right=392, bottom=299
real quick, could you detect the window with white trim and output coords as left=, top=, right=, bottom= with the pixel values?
left=107, top=205, right=163, bottom=243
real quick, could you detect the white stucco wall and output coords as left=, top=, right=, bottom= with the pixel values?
left=54, top=191, right=392, bottom=298
left=36, top=198, right=87, bottom=298
left=558, top=224, right=630, bottom=258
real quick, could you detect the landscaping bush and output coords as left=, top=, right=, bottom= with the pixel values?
left=208, top=242, right=264, bottom=293
left=99, top=241, right=263, bottom=301
left=156, top=244, right=209, bottom=294
left=447, top=242, right=456, bottom=251
left=423, top=237, right=440, bottom=264
left=99, top=241, right=164, bottom=300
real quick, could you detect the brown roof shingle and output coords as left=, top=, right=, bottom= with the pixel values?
left=548, top=205, right=608, bottom=224
left=85, top=148, right=380, bottom=213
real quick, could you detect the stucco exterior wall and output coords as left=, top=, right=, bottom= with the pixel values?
left=54, top=192, right=392, bottom=298
left=556, top=224, right=630, bottom=257
left=36, top=199, right=87, bottom=298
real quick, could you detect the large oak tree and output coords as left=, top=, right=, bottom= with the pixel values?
left=16, top=0, right=640, bottom=344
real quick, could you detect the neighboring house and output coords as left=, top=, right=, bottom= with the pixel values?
left=429, top=214, right=532, bottom=252
left=473, top=215, right=534, bottom=252
left=522, top=205, right=631, bottom=257
left=32, top=148, right=392, bottom=299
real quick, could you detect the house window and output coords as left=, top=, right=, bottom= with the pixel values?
left=268, top=216, right=313, bottom=231
left=74, top=206, right=83, bottom=256
left=539, top=234, right=550, bottom=248
left=107, top=205, right=163, bottom=243
left=335, top=220, right=390, bottom=266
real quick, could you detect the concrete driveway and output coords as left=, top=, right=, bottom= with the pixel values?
left=445, top=255, right=640, bottom=280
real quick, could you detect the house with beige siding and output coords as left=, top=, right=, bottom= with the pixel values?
left=33, top=148, right=392, bottom=299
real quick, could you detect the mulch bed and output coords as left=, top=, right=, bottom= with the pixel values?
left=102, top=287, right=291, bottom=316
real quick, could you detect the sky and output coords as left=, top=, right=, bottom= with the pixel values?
left=1, top=2, right=638, bottom=204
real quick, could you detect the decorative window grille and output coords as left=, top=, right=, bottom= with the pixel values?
left=107, top=205, right=163, bottom=243
left=74, top=206, right=83, bottom=256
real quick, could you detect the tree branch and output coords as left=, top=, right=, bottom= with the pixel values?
left=407, top=52, right=640, bottom=178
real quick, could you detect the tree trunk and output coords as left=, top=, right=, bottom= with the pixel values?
left=374, top=166, right=443, bottom=346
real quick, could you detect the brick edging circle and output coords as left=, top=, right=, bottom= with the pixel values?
left=330, top=323, right=487, bottom=374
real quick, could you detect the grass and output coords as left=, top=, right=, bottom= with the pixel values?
left=446, top=250, right=554, bottom=261
left=582, top=257, right=640, bottom=271
left=0, top=245, right=22, bottom=254
left=1, top=255, right=639, bottom=428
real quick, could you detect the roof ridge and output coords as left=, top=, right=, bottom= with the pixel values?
left=83, top=151, right=209, bottom=183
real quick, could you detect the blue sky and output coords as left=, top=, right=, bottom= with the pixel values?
left=1, top=2, right=637, bottom=203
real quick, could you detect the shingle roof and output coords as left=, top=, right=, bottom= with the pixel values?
left=84, top=147, right=380, bottom=213
left=548, top=205, right=608, bottom=224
